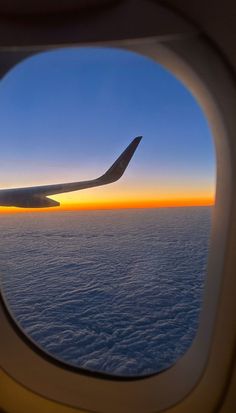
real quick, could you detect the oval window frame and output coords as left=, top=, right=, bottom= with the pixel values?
left=0, top=26, right=236, bottom=413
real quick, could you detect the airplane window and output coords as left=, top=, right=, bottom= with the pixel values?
left=0, top=47, right=215, bottom=377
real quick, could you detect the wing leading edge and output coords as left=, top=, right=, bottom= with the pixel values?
left=0, top=137, right=142, bottom=208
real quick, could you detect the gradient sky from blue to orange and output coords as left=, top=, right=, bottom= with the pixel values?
left=0, top=47, right=215, bottom=211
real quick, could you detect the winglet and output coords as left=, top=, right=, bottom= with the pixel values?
left=101, top=136, right=142, bottom=183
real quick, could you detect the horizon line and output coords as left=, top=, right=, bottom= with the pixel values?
left=0, top=198, right=215, bottom=214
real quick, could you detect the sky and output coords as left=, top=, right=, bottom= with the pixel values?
left=0, top=47, right=215, bottom=212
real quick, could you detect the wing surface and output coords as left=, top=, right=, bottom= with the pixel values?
left=0, top=136, right=142, bottom=208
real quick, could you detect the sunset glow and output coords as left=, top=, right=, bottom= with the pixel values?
left=0, top=194, right=215, bottom=214
left=0, top=48, right=215, bottom=213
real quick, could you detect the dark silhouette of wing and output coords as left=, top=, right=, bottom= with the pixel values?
left=0, top=137, right=142, bottom=208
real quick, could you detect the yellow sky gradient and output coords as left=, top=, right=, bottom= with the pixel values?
left=0, top=186, right=215, bottom=214
left=0, top=175, right=215, bottom=214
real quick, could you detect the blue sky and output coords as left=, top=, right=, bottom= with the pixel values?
left=0, top=47, right=215, bottom=209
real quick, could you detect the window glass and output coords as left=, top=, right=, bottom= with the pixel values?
left=0, top=48, right=215, bottom=376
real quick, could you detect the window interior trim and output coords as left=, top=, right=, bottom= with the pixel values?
left=1, top=34, right=236, bottom=413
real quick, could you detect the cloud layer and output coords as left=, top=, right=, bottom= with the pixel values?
left=1, top=207, right=211, bottom=376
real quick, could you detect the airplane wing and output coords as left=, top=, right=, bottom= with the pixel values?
left=0, top=136, right=142, bottom=208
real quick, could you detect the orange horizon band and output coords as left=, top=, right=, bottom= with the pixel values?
left=0, top=197, right=215, bottom=214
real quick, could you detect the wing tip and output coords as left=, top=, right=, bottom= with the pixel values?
left=101, top=136, right=143, bottom=183
left=134, top=135, right=143, bottom=142
left=132, top=136, right=142, bottom=147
